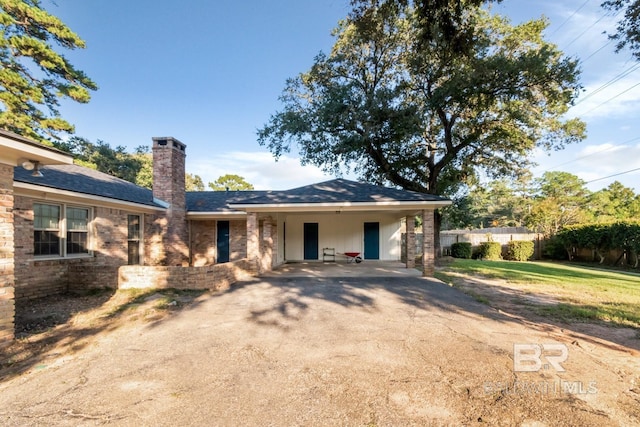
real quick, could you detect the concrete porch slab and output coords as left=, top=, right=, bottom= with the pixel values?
left=263, top=261, right=421, bottom=278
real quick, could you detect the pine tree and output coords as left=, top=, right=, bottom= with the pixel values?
left=0, top=0, right=97, bottom=142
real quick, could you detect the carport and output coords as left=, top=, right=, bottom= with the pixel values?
left=262, top=260, right=423, bottom=278
left=230, top=179, right=451, bottom=277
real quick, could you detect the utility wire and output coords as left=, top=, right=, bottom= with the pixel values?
left=549, top=0, right=590, bottom=38
left=562, top=13, right=609, bottom=50
left=580, top=80, right=640, bottom=115
left=574, top=62, right=640, bottom=106
left=541, top=145, right=618, bottom=173
left=541, top=136, right=640, bottom=173
left=581, top=40, right=614, bottom=63
left=585, top=167, right=640, bottom=184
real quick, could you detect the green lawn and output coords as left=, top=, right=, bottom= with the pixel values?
left=436, top=260, right=640, bottom=328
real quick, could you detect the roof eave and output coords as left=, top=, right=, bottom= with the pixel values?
left=14, top=181, right=165, bottom=213
left=187, top=211, right=247, bottom=220
left=229, top=200, right=452, bottom=212
left=0, top=131, right=73, bottom=166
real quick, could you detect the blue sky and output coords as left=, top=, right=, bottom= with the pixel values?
left=48, top=0, right=640, bottom=192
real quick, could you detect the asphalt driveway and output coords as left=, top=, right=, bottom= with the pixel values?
left=0, top=270, right=637, bottom=426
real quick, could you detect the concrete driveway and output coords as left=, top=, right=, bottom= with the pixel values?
left=0, top=267, right=636, bottom=426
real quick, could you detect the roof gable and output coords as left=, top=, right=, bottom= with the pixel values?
left=231, top=179, right=450, bottom=205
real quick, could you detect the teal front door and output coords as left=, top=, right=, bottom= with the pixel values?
left=364, top=222, right=380, bottom=259
left=303, top=223, right=319, bottom=260
left=217, top=221, right=230, bottom=263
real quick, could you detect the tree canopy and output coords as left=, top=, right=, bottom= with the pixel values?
left=0, top=0, right=97, bottom=142
left=208, top=174, right=255, bottom=191
left=602, top=0, right=640, bottom=60
left=444, top=172, right=640, bottom=236
left=257, top=4, right=584, bottom=200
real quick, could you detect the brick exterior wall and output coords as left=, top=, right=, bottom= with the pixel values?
left=191, top=220, right=217, bottom=266
left=13, top=196, right=152, bottom=299
left=229, top=220, right=247, bottom=261
left=0, top=163, right=15, bottom=345
left=119, top=258, right=256, bottom=291
left=152, top=137, right=189, bottom=266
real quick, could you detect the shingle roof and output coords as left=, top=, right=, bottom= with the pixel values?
left=186, top=191, right=268, bottom=212
left=230, top=179, right=450, bottom=205
left=14, top=168, right=449, bottom=213
left=14, top=164, right=164, bottom=208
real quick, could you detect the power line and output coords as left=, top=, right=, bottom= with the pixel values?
left=574, top=62, right=640, bottom=106
left=579, top=80, right=640, bottom=116
left=549, top=0, right=590, bottom=38
left=581, top=40, right=614, bottom=63
left=562, top=13, right=609, bottom=51
left=585, top=167, right=640, bottom=184
left=540, top=136, right=640, bottom=173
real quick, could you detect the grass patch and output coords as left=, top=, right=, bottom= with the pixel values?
left=438, top=259, right=640, bottom=328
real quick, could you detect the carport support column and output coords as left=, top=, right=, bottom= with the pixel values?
left=421, top=209, right=435, bottom=276
left=405, top=215, right=416, bottom=269
left=247, top=212, right=260, bottom=274
left=261, top=218, right=273, bottom=272
left=0, top=164, right=15, bottom=345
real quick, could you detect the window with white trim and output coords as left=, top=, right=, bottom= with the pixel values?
left=34, top=203, right=61, bottom=256
left=66, top=207, right=90, bottom=255
left=127, top=214, right=141, bottom=265
left=33, top=203, right=92, bottom=257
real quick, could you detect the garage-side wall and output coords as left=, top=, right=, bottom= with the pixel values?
left=282, top=213, right=402, bottom=261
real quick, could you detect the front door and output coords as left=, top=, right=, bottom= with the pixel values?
left=303, top=223, right=319, bottom=260
left=364, top=222, right=380, bottom=260
left=217, top=220, right=230, bottom=263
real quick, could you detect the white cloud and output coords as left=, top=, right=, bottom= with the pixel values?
left=187, top=151, right=334, bottom=190
left=532, top=142, right=640, bottom=191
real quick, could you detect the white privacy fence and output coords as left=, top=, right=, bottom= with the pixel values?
left=403, top=227, right=544, bottom=260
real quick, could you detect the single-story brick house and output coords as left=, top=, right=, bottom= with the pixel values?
left=1, top=132, right=450, bottom=345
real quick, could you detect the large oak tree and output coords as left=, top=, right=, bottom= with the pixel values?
left=258, top=4, right=585, bottom=206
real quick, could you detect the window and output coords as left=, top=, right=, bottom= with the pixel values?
left=33, top=203, right=92, bottom=257
left=34, top=203, right=61, bottom=256
left=127, top=214, right=141, bottom=265
left=66, top=207, right=89, bottom=254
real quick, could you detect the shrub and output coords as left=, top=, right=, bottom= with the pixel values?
left=450, top=242, right=472, bottom=259
left=478, top=242, right=502, bottom=260
left=543, top=236, right=568, bottom=260
left=507, top=240, right=535, bottom=261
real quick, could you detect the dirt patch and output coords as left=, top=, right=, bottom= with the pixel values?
left=2, top=289, right=206, bottom=379
left=1, top=278, right=639, bottom=425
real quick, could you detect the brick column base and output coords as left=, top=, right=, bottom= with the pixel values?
left=421, top=210, right=435, bottom=276
left=406, top=215, right=416, bottom=269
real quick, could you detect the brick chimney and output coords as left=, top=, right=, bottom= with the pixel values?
left=151, top=137, right=188, bottom=266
